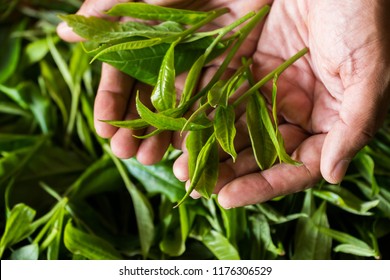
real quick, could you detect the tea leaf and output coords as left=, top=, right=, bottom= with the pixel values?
left=94, top=41, right=208, bottom=85
left=106, top=3, right=210, bottom=25
left=0, top=203, right=36, bottom=258
left=10, top=243, right=39, bottom=260
left=250, top=214, right=285, bottom=258
left=313, top=184, right=379, bottom=216
left=105, top=144, right=155, bottom=258
left=293, top=191, right=332, bottom=260
left=200, top=230, right=240, bottom=260
left=124, top=157, right=185, bottom=202
left=214, top=105, right=237, bottom=161
left=136, top=93, right=211, bottom=131
left=0, top=21, right=25, bottom=83
left=187, top=132, right=218, bottom=199
left=246, top=93, right=277, bottom=170
left=151, top=39, right=178, bottom=112
left=318, top=226, right=379, bottom=258
left=179, top=54, right=206, bottom=106
left=64, top=221, right=122, bottom=260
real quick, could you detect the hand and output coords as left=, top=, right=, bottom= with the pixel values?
left=57, top=0, right=271, bottom=163
left=174, top=0, right=390, bottom=208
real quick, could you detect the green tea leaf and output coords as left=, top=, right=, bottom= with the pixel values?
left=151, top=39, right=178, bottom=112
left=200, top=230, right=240, bottom=260
left=293, top=192, right=332, bottom=260
left=92, top=38, right=162, bottom=62
left=214, top=105, right=237, bottom=161
left=179, top=54, right=206, bottom=106
left=353, top=150, right=380, bottom=196
left=136, top=93, right=211, bottom=131
left=106, top=3, right=210, bottom=25
left=187, top=131, right=218, bottom=199
left=250, top=214, right=285, bottom=259
left=0, top=21, right=25, bottom=83
left=207, top=80, right=227, bottom=108
left=246, top=93, right=277, bottom=170
left=124, top=158, right=185, bottom=202
left=64, top=221, right=122, bottom=260
left=102, top=118, right=148, bottom=130
left=318, top=226, right=379, bottom=258
left=105, top=144, right=155, bottom=258
left=59, top=15, right=185, bottom=43
left=0, top=203, right=36, bottom=258
left=10, top=243, right=39, bottom=260
left=313, top=184, right=379, bottom=216
left=93, top=38, right=221, bottom=85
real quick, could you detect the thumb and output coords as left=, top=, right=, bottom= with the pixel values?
left=57, top=0, right=127, bottom=42
left=321, top=77, right=390, bottom=184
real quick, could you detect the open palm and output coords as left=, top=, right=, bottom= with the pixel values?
left=186, top=0, right=390, bottom=208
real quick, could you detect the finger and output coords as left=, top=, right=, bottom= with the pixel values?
left=217, top=134, right=325, bottom=209
left=94, top=63, right=134, bottom=139
left=136, top=129, right=172, bottom=165
left=214, top=123, right=309, bottom=193
left=57, top=0, right=127, bottom=42
left=321, top=79, right=390, bottom=184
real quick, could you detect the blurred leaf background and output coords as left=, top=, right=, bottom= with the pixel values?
left=0, top=0, right=389, bottom=260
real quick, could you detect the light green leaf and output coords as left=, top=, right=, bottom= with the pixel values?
left=185, top=131, right=218, bottom=200
left=151, top=39, right=178, bottom=112
left=318, top=226, right=379, bottom=258
left=136, top=93, right=211, bottom=131
left=0, top=204, right=36, bottom=258
left=106, top=3, right=210, bottom=25
left=10, top=243, right=39, bottom=260
left=246, top=93, right=277, bottom=170
left=313, top=184, right=379, bottom=216
left=214, top=105, right=237, bottom=161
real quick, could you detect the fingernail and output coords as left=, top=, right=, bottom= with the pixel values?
left=331, top=159, right=350, bottom=183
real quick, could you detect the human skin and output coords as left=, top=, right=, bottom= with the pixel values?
left=57, top=0, right=390, bottom=208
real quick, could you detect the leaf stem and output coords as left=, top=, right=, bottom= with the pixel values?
left=185, top=5, right=271, bottom=109
left=233, top=47, right=308, bottom=107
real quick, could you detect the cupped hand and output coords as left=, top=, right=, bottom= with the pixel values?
left=57, top=0, right=271, bottom=163
left=174, top=0, right=390, bottom=208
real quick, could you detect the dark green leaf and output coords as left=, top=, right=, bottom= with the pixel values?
left=200, top=230, right=240, bottom=260
left=64, top=221, right=122, bottom=260
left=293, top=192, right=332, bottom=260
left=0, top=21, right=25, bottom=83
left=124, top=157, right=185, bottom=202
left=214, top=105, right=237, bottom=161
left=250, top=214, right=284, bottom=258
